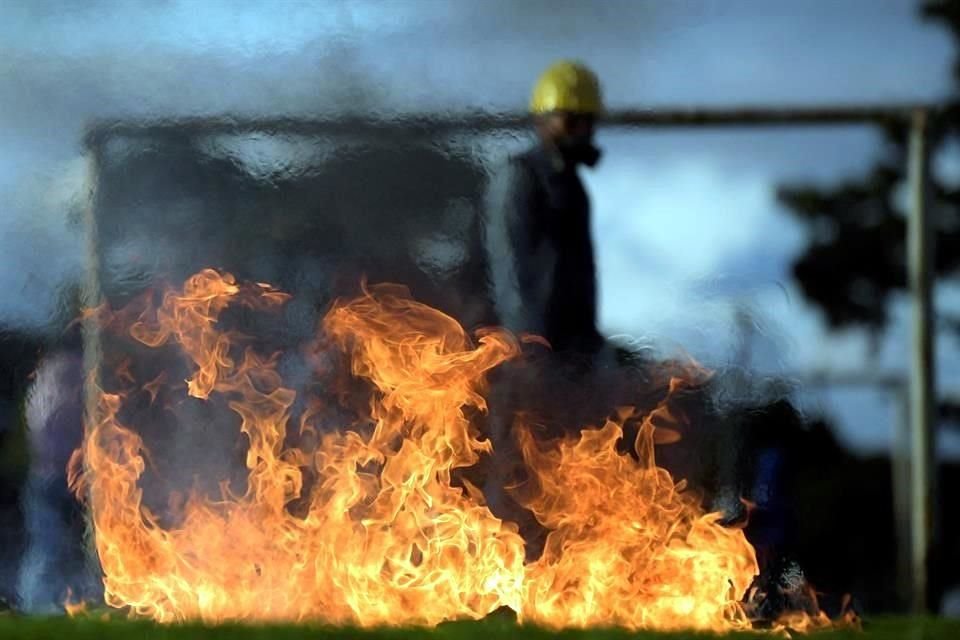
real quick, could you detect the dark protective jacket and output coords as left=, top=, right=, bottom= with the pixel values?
left=483, top=144, right=602, bottom=353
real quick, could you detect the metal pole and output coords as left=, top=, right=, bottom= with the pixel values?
left=892, top=385, right=913, bottom=609
left=907, top=109, right=936, bottom=614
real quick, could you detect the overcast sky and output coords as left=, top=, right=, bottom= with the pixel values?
left=2, top=0, right=957, bottom=455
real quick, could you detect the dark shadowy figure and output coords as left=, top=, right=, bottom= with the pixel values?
left=16, top=327, right=101, bottom=612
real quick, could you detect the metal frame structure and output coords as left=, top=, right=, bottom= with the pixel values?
left=84, top=103, right=941, bottom=612
left=85, top=104, right=934, bottom=146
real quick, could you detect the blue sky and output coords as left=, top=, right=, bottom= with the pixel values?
left=1, top=0, right=958, bottom=456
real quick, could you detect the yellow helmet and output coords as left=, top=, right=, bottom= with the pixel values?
left=529, top=60, right=603, bottom=115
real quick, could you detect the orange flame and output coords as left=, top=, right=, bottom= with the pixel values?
left=63, top=587, right=88, bottom=617
left=72, top=268, right=825, bottom=631
left=77, top=270, right=525, bottom=625
left=518, top=382, right=758, bottom=630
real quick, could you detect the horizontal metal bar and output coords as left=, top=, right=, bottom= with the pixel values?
left=83, top=104, right=940, bottom=151
left=784, top=370, right=907, bottom=390
left=604, top=105, right=937, bottom=126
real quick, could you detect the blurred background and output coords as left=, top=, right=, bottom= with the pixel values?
left=2, top=0, right=960, bottom=619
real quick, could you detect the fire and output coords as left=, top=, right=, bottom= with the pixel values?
left=71, top=268, right=783, bottom=630
left=518, top=387, right=757, bottom=630
left=63, top=588, right=87, bottom=617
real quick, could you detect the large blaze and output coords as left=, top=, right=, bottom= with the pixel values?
left=71, top=268, right=790, bottom=631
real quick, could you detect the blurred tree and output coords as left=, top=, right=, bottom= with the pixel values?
left=778, top=0, right=960, bottom=339
left=778, top=0, right=960, bottom=432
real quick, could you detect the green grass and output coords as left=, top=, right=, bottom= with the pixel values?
left=0, top=615, right=958, bottom=640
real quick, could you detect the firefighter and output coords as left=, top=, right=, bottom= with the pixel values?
left=484, top=60, right=605, bottom=355
left=480, top=61, right=609, bottom=557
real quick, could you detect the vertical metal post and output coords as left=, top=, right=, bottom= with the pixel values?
left=907, top=109, right=936, bottom=614
left=82, top=150, right=104, bottom=444
left=80, top=149, right=106, bottom=582
left=892, top=385, right=912, bottom=609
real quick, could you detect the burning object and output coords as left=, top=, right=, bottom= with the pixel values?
left=59, top=122, right=856, bottom=633
left=71, top=268, right=780, bottom=631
